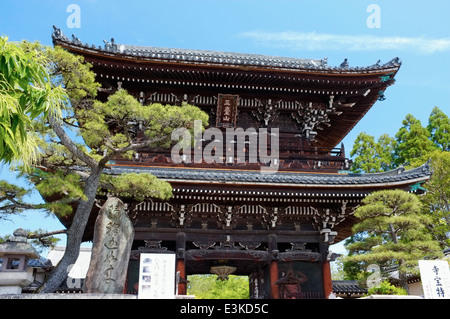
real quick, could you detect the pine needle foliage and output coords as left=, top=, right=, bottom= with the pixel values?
left=345, top=190, right=443, bottom=291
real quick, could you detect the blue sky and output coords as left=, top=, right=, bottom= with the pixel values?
left=1, top=0, right=449, bottom=254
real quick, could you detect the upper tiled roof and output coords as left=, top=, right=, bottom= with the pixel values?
left=106, top=161, right=430, bottom=187
left=52, top=26, right=401, bottom=74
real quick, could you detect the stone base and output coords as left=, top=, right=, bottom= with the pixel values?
left=0, top=270, right=34, bottom=294
left=0, top=286, right=22, bottom=294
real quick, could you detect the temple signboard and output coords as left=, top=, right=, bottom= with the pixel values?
left=138, top=253, right=176, bottom=299
left=419, top=260, right=450, bottom=299
left=216, top=94, right=238, bottom=128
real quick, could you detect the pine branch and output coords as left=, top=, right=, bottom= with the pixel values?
left=28, top=229, right=67, bottom=239
left=48, top=115, right=99, bottom=169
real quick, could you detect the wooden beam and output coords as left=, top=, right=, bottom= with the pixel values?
left=133, top=228, right=321, bottom=244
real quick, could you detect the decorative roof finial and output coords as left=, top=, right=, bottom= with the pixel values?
left=340, top=58, right=349, bottom=69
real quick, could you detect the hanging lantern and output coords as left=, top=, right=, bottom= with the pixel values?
left=210, top=265, right=237, bottom=281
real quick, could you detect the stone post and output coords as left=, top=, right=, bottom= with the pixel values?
left=0, top=228, right=39, bottom=294
left=83, top=197, right=134, bottom=294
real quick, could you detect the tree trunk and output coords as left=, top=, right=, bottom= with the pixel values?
left=390, top=223, right=409, bottom=293
left=398, top=260, right=410, bottom=294
left=389, top=223, right=398, bottom=244
left=38, top=168, right=102, bottom=293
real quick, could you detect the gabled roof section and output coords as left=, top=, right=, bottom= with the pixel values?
left=52, top=26, right=401, bottom=74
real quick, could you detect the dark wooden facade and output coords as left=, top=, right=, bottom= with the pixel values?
left=52, top=27, right=429, bottom=299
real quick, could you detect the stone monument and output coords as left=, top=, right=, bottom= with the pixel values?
left=83, top=197, right=134, bottom=294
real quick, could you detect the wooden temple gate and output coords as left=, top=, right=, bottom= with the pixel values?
left=52, top=27, right=430, bottom=298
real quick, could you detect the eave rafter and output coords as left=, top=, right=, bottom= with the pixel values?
left=89, top=57, right=393, bottom=97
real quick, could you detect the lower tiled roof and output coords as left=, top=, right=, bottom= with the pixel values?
left=106, top=162, right=430, bottom=187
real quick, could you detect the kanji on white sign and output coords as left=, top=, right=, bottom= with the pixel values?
left=419, top=260, right=450, bottom=299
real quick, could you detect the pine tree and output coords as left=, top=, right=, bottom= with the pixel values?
left=1, top=42, right=209, bottom=293
left=344, top=190, right=443, bottom=292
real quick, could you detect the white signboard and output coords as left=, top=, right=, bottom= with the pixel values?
left=138, top=253, right=176, bottom=299
left=419, top=260, right=450, bottom=299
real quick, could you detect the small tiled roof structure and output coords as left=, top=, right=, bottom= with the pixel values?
left=332, top=280, right=367, bottom=298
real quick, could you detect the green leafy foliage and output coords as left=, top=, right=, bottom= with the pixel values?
left=395, top=114, right=438, bottom=167
left=428, top=106, right=450, bottom=151
left=350, top=107, right=449, bottom=171
left=366, top=280, right=408, bottom=296
left=44, top=45, right=99, bottom=103
left=0, top=36, right=66, bottom=165
left=350, top=132, right=396, bottom=173
left=78, top=89, right=209, bottom=153
left=27, top=229, right=61, bottom=253
left=344, top=190, right=443, bottom=290
left=187, top=275, right=250, bottom=299
left=102, top=173, right=172, bottom=202
left=421, top=151, right=450, bottom=247
left=0, top=180, right=42, bottom=218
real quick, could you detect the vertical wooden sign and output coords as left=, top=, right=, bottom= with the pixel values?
left=216, top=94, right=239, bottom=128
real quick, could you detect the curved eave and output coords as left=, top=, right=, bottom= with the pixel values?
left=160, top=175, right=429, bottom=190
left=105, top=162, right=430, bottom=190
left=53, top=38, right=401, bottom=77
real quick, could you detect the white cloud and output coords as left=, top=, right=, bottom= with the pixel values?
left=239, top=31, right=450, bottom=54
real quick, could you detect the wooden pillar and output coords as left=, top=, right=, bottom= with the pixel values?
left=323, top=260, right=333, bottom=299
left=268, top=234, right=279, bottom=299
left=320, top=240, right=333, bottom=299
left=176, top=232, right=187, bottom=295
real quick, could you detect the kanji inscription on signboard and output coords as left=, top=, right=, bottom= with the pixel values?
left=216, top=94, right=239, bottom=128
left=419, top=260, right=450, bottom=299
